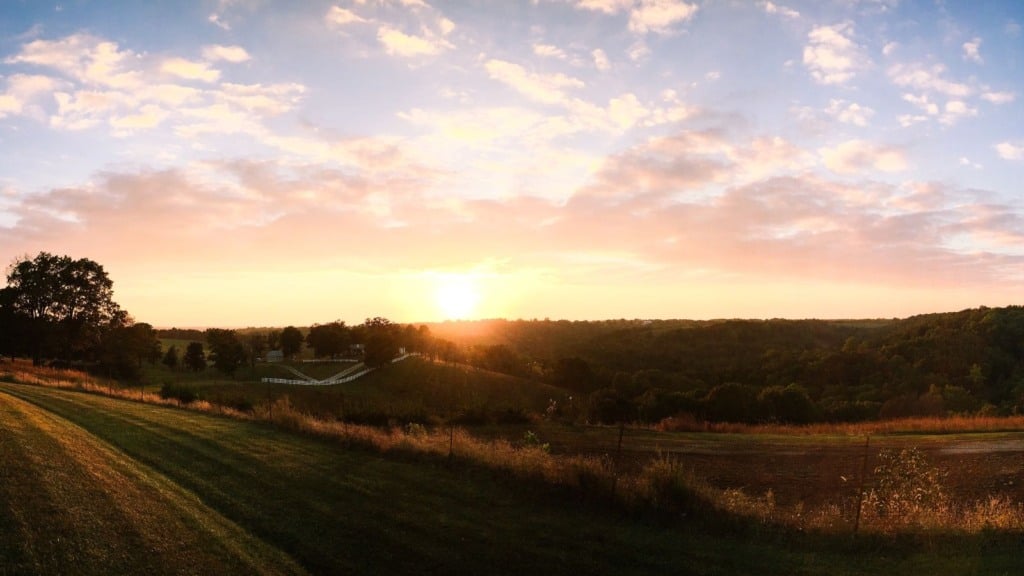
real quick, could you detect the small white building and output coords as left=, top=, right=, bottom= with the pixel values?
left=266, top=350, right=284, bottom=363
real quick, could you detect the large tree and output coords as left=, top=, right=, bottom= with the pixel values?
left=183, top=342, right=206, bottom=372
left=361, top=317, right=398, bottom=367
left=2, top=252, right=125, bottom=363
left=280, top=326, right=304, bottom=359
left=205, top=329, right=245, bottom=376
left=96, top=322, right=161, bottom=380
left=306, top=321, right=351, bottom=359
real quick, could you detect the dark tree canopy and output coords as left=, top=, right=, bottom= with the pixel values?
left=162, top=344, right=179, bottom=370
left=306, top=322, right=351, bottom=359
left=361, top=317, right=399, bottom=367
left=96, top=322, right=161, bottom=380
left=280, top=326, right=304, bottom=359
left=1, top=252, right=125, bottom=362
left=183, top=342, right=206, bottom=372
left=205, top=329, right=245, bottom=376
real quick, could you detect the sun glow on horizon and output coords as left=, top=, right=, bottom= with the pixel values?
left=434, top=273, right=481, bottom=320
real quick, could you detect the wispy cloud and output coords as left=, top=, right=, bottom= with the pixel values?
left=819, top=140, right=908, bottom=174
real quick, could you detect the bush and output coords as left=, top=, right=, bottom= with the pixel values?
left=863, top=447, right=948, bottom=529
left=159, top=382, right=199, bottom=404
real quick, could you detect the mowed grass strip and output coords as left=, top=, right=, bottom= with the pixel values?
left=4, top=382, right=1024, bottom=576
left=0, top=389, right=306, bottom=576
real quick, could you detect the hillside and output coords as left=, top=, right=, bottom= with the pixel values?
left=427, top=307, right=1024, bottom=423
left=4, top=377, right=1024, bottom=574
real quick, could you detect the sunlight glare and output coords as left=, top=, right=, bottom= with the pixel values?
left=435, top=274, right=481, bottom=319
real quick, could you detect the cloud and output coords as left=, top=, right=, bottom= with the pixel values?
left=0, top=74, right=61, bottom=118
left=208, top=13, right=231, bottom=30
left=485, top=59, right=584, bottom=105
left=161, top=57, right=221, bottom=82
left=981, top=91, right=1015, bottom=104
left=940, top=100, right=977, bottom=126
left=569, top=0, right=698, bottom=34
left=109, top=104, right=170, bottom=133
left=995, top=142, right=1024, bottom=161
left=628, top=0, right=699, bottom=34
left=803, top=23, right=866, bottom=85
left=533, top=43, right=567, bottom=59
left=574, top=0, right=633, bottom=13
left=377, top=25, right=453, bottom=57
left=820, top=140, right=908, bottom=174
left=760, top=1, right=799, bottom=19
left=6, top=34, right=142, bottom=89
left=902, top=92, right=938, bottom=115
left=592, top=48, right=610, bottom=71
left=887, top=63, right=972, bottom=98
left=826, top=99, right=874, bottom=126
left=202, top=44, right=251, bottom=63
left=325, top=6, right=367, bottom=26
left=962, top=37, right=983, bottom=64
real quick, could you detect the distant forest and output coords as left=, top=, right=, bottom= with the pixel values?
left=430, top=306, right=1024, bottom=424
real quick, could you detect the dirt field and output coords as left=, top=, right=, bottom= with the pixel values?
left=494, top=424, right=1024, bottom=509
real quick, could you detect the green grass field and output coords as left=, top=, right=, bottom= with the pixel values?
left=3, top=379, right=1024, bottom=575
left=147, top=355, right=564, bottom=424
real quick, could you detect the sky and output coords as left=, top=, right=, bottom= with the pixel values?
left=0, top=0, right=1022, bottom=327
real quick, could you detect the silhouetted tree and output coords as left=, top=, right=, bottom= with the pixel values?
left=205, top=329, right=245, bottom=376
left=2, top=252, right=125, bottom=363
left=162, top=344, right=179, bottom=370
left=183, top=341, right=206, bottom=372
left=307, top=321, right=351, bottom=358
left=362, top=317, right=398, bottom=367
left=280, top=326, right=304, bottom=359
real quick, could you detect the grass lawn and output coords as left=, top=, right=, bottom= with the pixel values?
left=3, top=381, right=1024, bottom=575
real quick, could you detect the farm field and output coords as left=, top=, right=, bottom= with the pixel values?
left=2, top=379, right=1024, bottom=575
left=476, top=422, right=1024, bottom=508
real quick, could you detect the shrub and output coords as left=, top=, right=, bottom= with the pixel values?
left=863, top=447, right=948, bottom=529
left=159, top=382, right=199, bottom=404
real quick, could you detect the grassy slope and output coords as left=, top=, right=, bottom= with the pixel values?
left=191, top=357, right=563, bottom=421
left=1, top=382, right=1023, bottom=575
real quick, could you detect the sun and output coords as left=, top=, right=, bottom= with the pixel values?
left=434, top=274, right=481, bottom=320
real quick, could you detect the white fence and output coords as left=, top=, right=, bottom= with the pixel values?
left=261, top=353, right=418, bottom=386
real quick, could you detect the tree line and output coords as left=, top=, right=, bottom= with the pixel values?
left=430, top=310, right=1024, bottom=424
left=0, top=253, right=454, bottom=380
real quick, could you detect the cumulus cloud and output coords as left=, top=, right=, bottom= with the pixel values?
left=803, top=23, right=867, bottom=85
left=592, top=48, right=610, bottom=71
left=0, top=74, right=61, bottom=118
left=5, top=34, right=142, bottom=89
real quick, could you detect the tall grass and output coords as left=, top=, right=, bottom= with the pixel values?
left=6, top=360, right=1024, bottom=537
